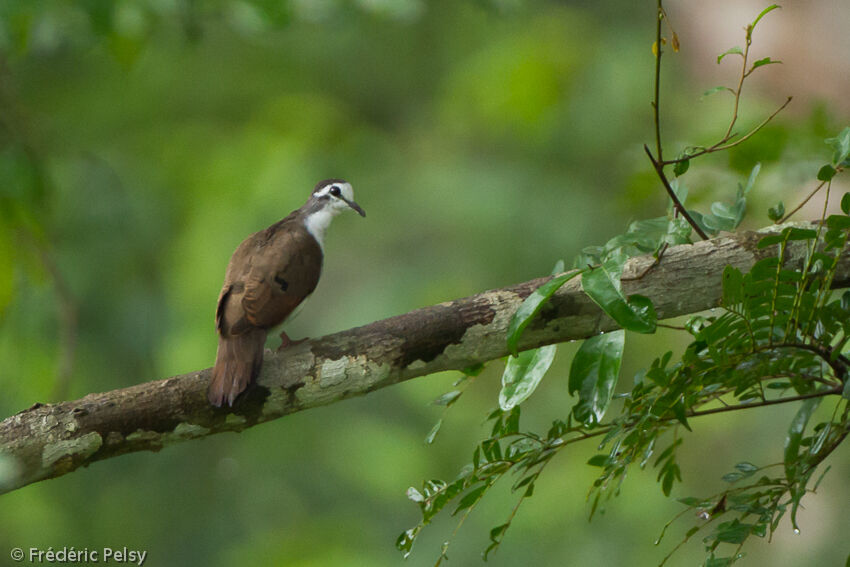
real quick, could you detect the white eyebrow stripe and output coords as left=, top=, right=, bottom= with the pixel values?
left=314, top=184, right=337, bottom=197
left=314, top=182, right=353, bottom=199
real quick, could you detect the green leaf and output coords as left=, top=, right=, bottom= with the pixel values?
left=425, top=419, right=442, bottom=445
left=673, top=157, right=690, bottom=177
left=499, top=344, right=557, bottom=411
left=686, top=209, right=718, bottom=237
left=587, top=454, right=609, bottom=467
left=734, top=462, right=759, bottom=474
left=827, top=215, right=850, bottom=230
left=671, top=397, right=691, bottom=431
left=665, top=217, right=693, bottom=245
left=784, top=398, right=820, bottom=481
left=568, top=330, right=625, bottom=426
left=506, top=270, right=582, bottom=356
left=842, top=193, right=850, bottom=215
left=722, top=471, right=744, bottom=483
left=702, top=86, right=734, bottom=98
left=406, top=487, right=424, bottom=502
left=432, top=390, right=462, bottom=407
left=452, top=484, right=488, bottom=515
left=677, top=496, right=701, bottom=507
left=551, top=259, right=565, bottom=274
left=750, top=56, right=781, bottom=71
left=702, top=165, right=758, bottom=232
left=761, top=227, right=817, bottom=249
left=785, top=227, right=818, bottom=241
left=809, top=422, right=831, bottom=455
left=461, top=362, right=485, bottom=377
left=484, top=523, right=509, bottom=559
left=767, top=201, right=785, bottom=221
left=722, top=266, right=744, bottom=307
left=661, top=464, right=679, bottom=496
left=503, top=406, right=520, bottom=435
left=717, top=46, right=743, bottom=64
left=825, top=126, right=850, bottom=165
left=751, top=4, right=780, bottom=30
left=818, top=164, right=836, bottom=182
left=396, top=527, right=421, bottom=558
left=582, top=255, right=657, bottom=333
left=715, top=519, right=753, bottom=544
left=741, top=163, right=761, bottom=194
left=671, top=177, right=688, bottom=205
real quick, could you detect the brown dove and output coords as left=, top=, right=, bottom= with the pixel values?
left=208, top=179, right=365, bottom=406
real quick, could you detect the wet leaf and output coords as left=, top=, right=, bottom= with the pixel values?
left=499, top=345, right=557, bottom=410
left=568, top=330, right=624, bottom=426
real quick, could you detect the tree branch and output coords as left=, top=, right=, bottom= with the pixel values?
left=1, top=224, right=848, bottom=495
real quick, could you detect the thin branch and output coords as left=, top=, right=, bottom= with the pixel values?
left=706, top=96, right=792, bottom=153
left=653, top=0, right=664, bottom=162
left=687, top=386, right=842, bottom=419
left=660, top=96, right=792, bottom=166
left=779, top=178, right=830, bottom=224
left=644, top=145, right=709, bottom=240
left=721, top=22, right=752, bottom=142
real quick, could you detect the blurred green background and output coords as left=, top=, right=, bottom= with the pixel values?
left=1, top=1, right=848, bottom=565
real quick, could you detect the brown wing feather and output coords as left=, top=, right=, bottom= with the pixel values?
left=241, top=227, right=323, bottom=329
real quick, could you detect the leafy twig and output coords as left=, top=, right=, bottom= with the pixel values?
left=686, top=386, right=842, bottom=419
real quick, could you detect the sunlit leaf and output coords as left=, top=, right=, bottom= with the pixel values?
left=432, top=391, right=462, bottom=407
left=506, top=268, right=581, bottom=356
left=407, top=487, right=424, bottom=502
left=499, top=344, right=557, bottom=410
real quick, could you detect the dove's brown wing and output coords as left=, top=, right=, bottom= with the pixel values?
left=239, top=226, right=323, bottom=329
left=208, top=220, right=323, bottom=407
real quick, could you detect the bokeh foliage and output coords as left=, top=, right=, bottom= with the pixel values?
left=0, top=1, right=847, bottom=566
